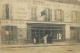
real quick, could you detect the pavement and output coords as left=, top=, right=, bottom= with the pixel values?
left=1, top=42, right=80, bottom=48
left=1, top=42, right=80, bottom=53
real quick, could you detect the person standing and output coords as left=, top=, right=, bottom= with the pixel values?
left=59, top=33, right=62, bottom=40
left=57, top=33, right=59, bottom=39
left=43, top=34, right=48, bottom=44
left=33, top=37, right=36, bottom=45
left=57, top=33, right=62, bottom=40
left=49, top=34, right=52, bottom=44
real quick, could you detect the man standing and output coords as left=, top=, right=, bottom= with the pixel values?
left=49, top=34, right=53, bottom=44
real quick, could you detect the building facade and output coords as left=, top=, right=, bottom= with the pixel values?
left=0, top=0, right=80, bottom=45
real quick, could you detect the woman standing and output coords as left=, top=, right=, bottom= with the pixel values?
left=33, top=37, right=36, bottom=45
left=43, top=34, right=48, bottom=44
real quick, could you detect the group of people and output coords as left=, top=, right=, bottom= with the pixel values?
left=33, top=33, right=63, bottom=44
left=33, top=34, right=53, bottom=44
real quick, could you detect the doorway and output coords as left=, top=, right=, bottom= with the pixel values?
left=32, top=29, right=44, bottom=44
left=70, top=27, right=80, bottom=42
left=45, top=30, right=51, bottom=35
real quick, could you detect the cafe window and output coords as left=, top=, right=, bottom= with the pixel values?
left=5, top=26, right=17, bottom=41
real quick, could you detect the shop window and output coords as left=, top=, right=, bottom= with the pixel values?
left=5, top=26, right=17, bottom=41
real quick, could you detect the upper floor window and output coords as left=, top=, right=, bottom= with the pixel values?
left=71, top=11, right=77, bottom=22
left=31, top=7, right=37, bottom=20
left=41, top=8, right=52, bottom=21
left=54, top=9, right=64, bottom=22
left=45, top=8, right=52, bottom=21
left=6, top=4, right=9, bottom=19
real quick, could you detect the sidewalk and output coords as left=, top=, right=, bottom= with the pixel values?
left=1, top=42, right=80, bottom=48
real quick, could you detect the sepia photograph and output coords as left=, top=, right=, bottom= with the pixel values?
left=0, top=0, right=80, bottom=53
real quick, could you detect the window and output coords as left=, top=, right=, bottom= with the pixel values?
left=78, top=12, right=80, bottom=23
left=41, top=8, right=52, bottom=21
left=31, top=7, right=37, bottom=20
left=45, top=8, right=52, bottom=21
left=5, top=26, right=17, bottom=41
left=71, top=11, right=77, bottom=22
left=6, top=4, right=9, bottom=19
left=55, top=9, right=64, bottom=22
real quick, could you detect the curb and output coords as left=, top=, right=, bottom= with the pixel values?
left=2, top=43, right=80, bottom=48
left=2, top=44, right=67, bottom=48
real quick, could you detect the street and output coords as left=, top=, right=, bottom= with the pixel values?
left=1, top=44, right=80, bottom=53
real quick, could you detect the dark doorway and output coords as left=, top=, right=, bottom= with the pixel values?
left=70, top=27, right=80, bottom=43
left=45, top=30, right=51, bottom=35
left=31, top=29, right=44, bottom=44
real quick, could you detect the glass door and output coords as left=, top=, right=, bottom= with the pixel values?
left=31, top=29, right=44, bottom=44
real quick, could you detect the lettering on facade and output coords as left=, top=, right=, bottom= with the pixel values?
left=1, top=20, right=26, bottom=24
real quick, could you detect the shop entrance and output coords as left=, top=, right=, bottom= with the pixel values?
left=32, top=29, right=44, bottom=44
left=45, top=30, right=51, bottom=35
left=27, top=24, right=65, bottom=44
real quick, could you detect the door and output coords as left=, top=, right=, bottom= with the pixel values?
left=32, top=29, right=44, bottom=44
left=70, top=27, right=79, bottom=42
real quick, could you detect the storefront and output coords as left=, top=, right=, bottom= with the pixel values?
left=1, top=22, right=80, bottom=45
left=27, top=23, right=65, bottom=44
